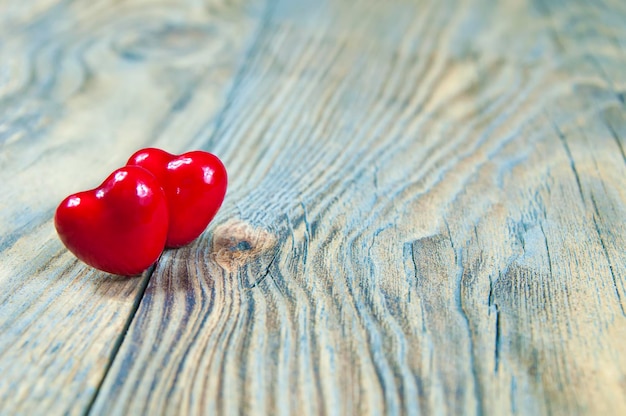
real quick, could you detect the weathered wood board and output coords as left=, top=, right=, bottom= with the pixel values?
left=0, top=0, right=258, bottom=413
left=2, top=0, right=626, bottom=415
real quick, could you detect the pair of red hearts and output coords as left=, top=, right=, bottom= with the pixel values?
left=54, top=148, right=227, bottom=276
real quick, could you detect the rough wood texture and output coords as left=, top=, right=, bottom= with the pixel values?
left=0, top=0, right=258, bottom=413
left=2, top=0, right=626, bottom=415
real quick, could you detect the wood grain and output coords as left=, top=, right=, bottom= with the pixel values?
left=0, top=0, right=259, bottom=413
left=91, top=0, right=625, bottom=414
left=2, top=0, right=626, bottom=414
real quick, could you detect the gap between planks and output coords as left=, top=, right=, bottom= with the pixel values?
left=82, top=1, right=275, bottom=413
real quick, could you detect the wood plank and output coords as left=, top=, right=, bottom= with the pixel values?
left=89, top=0, right=626, bottom=414
left=0, top=0, right=259, bottom=413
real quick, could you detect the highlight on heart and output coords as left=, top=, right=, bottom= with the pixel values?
left=54, top=148, right=228, bottom=276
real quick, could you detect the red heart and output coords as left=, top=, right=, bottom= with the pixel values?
left=54, top=166, right=169, bottom=276
left=127, top=148, right=227, bottom=248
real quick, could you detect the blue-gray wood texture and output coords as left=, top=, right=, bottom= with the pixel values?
left=1, top=0, right=625, bottom=414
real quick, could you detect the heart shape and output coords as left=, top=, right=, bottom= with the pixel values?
left=54, top=166, right=169, bottom=276
left=127, top=148, right=227, bottom=248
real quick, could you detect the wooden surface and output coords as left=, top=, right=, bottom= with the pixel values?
left=1, top=0, right=625, bottom=414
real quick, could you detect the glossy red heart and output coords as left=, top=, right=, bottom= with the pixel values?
left=54, top=166, right=169, bottom=276
left=127, top=148, right=227, bottom=248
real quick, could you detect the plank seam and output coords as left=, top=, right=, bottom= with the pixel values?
left=83, top=262, right=157, bottom=416
left=81, top=2, right=277, bottom=412
left=604, top=120, right=626, bottom=167
left=589, top=195, right=626, bottom=317
left=552, top=122, right=586, bottom=204
left=202, top=0, right=277, bottom=152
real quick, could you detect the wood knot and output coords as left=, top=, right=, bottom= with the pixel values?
left=211, top=220, right=276, bottom=271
